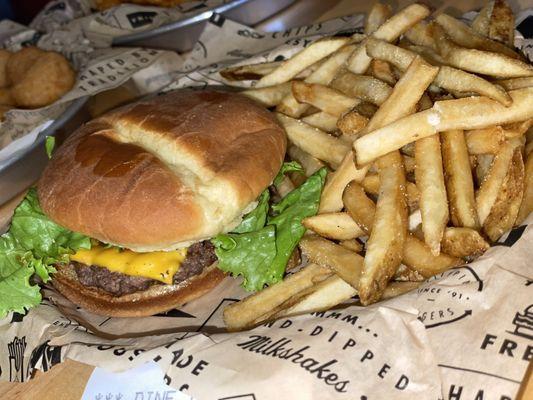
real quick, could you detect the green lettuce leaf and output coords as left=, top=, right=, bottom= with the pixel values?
left=268, top=167, right=327, bottom=282
left=273, top=161, right=304, bottom=187
left=213, top=226, right=276, bottom=291
left=10, top=189, right=91, bottom=260
left=0, top=234, right=41, bottom=315
left=213, top=166, right=327, bottom=292
left=0, top=188, right=91, bottom=318
left=232, top=190, right=270, bottom=234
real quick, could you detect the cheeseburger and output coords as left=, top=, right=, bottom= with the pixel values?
left=4, top=90, right=287, bottom=317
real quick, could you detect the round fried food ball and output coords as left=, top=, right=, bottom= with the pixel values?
left=6, top=46, right=45, bottom=85
left=0, top=88, right=13, bottom=105
left=11, top=52, right=76, bottom=109
left=0, top=50, right=12, bottom=88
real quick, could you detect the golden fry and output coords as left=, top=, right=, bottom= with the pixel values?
left=442, top=129, right=480, bottom=229
left=359, top=152, right=407, bottom=304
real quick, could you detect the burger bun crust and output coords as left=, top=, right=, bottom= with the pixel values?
left=37, top=90, right=286, bottom=252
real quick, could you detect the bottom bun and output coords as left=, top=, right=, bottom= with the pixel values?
left=52, top=262, right=226, bottom=317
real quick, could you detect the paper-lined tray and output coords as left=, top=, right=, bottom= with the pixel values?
left=1, top=4, right=532, bottom=399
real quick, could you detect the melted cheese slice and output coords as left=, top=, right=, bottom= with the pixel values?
left=71, top=246, right=188, bottom=284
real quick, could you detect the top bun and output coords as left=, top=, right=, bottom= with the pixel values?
left=38, top=90, right=286, bottom=251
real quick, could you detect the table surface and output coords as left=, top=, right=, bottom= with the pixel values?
left=1, top=0, right=532, bottom=398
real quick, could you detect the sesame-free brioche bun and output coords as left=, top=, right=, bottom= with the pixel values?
left=37, top=90, right=286, bottom=251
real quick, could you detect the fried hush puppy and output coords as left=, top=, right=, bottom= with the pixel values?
left=11, top=52, right=76, bottom=108
left=0, top=46, right=75, bottom=110
left=6, top=46, right=44, bottom=85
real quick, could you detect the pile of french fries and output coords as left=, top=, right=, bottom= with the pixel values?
left=221, top=1, right=533, bottom=331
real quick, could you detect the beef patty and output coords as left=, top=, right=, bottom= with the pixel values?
left=73, top=241, right=217, bottom=296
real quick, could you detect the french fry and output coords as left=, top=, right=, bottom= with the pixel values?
left=291, top=81, right=359, bottom=117
left=223, top=263, right=332, bottom=331
left=438, top=46, right=532, bottom=78
left=287, top=145, right=325, bottom=177
left=434, top=66, right=511, bottom=106
left=221, top=61, right=320, bottom=81
left=275, top=275, right=356, bottom=319
left=361, top=56, right=439, bottom=135
left=241, top=82, right=292, bottom=107
left=487, top=0, right=515, bottom=46
left=483, top=146, right=525, bottom=241
left=319, top=151, right=368, bottom=213
left=353, top=88, right=533, bottom=165
left=331, top=72, right=392, bottom=106
left=466, top=126, right=506, bottom=155
left=302, top=112, right=339, bottom=132
left=497, top=77, right=533, bottom=91
left=415, top=133, right=448, bottom=255
left=434, top=25, right=532, bottom=78
left=302, top=212, right=365, bottom=240
left=339, top=239, right=363, bottom=253
left=343, top=180, right=376, bottom=233
left=276, top=175, right=296, bottom=198
left=256, top=37, right=350, bottom=88
left=365, top=2, right=392, bottom=35
left=277, top=44, right=356, bottom=117
left=276, top=114, right=351, bottom=168
left=370, top=59, right=397, bottom=85
left=299, top=236, right=364, bottom=289
left=347, top=3, right=430, bottom=74
left=471, top=2, right=493, bottom=37
left=381, top=281, right=421, bottom=300
left=220, top=61, right=282, bottom=81
left=402, top=235, right=462, bottom=278
left=435, top=90, right=533, bottom=131
left=476, top=154, right=495, bottom=186
left=359, top=151, right=408, bottom=305
left=441, top=227, right=490, bottom=259
left=442, top=129, right=480, bottom=229
left=337, top=110, right=369, bottom=139
left=435, top=14, right=519, bottom=59
left=366, top=38, right=512, bottom=105
left=476, top=138, right=522, bottom=225
left=517, top=151, right=533, bottom=224
left=369, top=3, right=430, bottom=42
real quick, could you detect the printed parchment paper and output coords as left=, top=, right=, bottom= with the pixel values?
left=0, top=5, right=532, bottom=400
